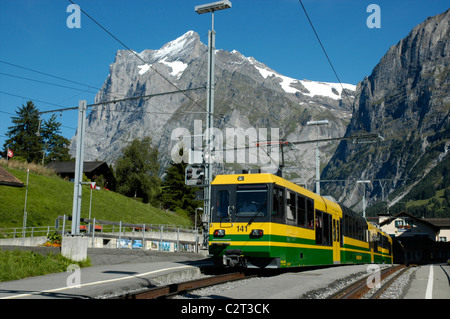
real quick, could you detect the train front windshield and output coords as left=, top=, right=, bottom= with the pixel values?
left=214, top=184, right=268, bottom=221
left=236, top=185, right=267, bottom=217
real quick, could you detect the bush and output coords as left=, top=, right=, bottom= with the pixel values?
left=42, top=231, right=62, bottom=247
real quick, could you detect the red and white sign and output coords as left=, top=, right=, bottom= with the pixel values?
left=90, top=182, right=96, bottom=190
left=7, top=149, right=13, bottom=158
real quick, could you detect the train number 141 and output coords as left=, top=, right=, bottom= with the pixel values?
left=236, top=225, right=248, bottom=232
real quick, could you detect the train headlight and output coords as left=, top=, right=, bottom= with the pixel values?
left=250, top=229, right=264, bottom=238
left=213, top=229, right=226, bottom=237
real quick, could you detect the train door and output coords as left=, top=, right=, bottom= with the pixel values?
left=333, top=217, right=341, bottom=264
left=212, top=185, right=236, bottom=228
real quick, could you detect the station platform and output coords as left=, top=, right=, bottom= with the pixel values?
left=0, top=248, right=210, bottom=299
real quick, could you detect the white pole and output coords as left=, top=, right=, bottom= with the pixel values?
left=89, top=187, right=92, bottom=219
left=22, top=168, right=30, bottom=244
left=71, top=100, right=87, bottom=235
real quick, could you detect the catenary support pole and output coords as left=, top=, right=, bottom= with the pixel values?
left=71, top=100, right=87, bottom=235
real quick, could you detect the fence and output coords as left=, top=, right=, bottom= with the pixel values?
left=0, top=215, right=204, bottom=253
left=0, top=226, right=53, bottom=239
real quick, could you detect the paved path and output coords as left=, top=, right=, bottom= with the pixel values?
left=403, top=264, right=450, bottom=299
left=0, top=248, right=210, bottom=299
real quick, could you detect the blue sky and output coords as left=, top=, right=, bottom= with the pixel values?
left=1, top=0, right=449, bottom=150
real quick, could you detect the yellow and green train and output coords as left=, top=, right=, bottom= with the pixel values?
left=209, top=173, right=393, bottom=268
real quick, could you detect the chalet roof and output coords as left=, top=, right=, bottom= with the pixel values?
left=0, top=166, right=25, bottom=187
left=424, top=218, right=450, bottom=229
left=380, top=211, right=440, bottom=231
left=47, top=161, right=107, bottom=174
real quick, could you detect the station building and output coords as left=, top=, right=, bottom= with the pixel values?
left=378, top=212, right=450, bottom=264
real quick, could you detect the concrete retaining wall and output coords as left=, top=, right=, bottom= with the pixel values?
left=0, top=230, right=202, bottom=253
left=0, top=236, right=47, bottom=247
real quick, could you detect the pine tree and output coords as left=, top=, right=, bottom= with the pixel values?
left=40, top=114, right=71, bottom=164
left=115, top=136, right=160, bottom=204
left=158, top=161, right=202, bottom=218
left=3, top=101, right=72, bottom=164
left=3, top=101, right=42, bottom=163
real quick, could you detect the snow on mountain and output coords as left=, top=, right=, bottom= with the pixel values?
left=136, top=30, right=197, bottom=77
left=77, top=30, right=356, bottom=187
left=137, top=64, right=150, bottom=75
left=154, top=30, right=197, bottom=60
left=241, top=52, right=355, bottom=99
left=159, top=57, right=188, bottom=78
left=300, top=80, right=356, bottom=100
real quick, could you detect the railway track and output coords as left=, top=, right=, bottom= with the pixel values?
left=113, top=264, right=408, bottom=299
left=116, top=272, right=255, bottom=299
left=328, top=264, right=407, bottom=299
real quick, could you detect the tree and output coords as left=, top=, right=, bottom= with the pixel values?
left=40, top=114, right=71, bottom=164
left=3, top=101, right=71, bottom=164
left=158, top=161, right=202, bottom=218
left=3, top=101, right=42, bottom=163
left=115, top=136, right=160, bottom=204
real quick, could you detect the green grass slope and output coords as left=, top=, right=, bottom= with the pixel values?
left=0, top=166, right=192, bottom=229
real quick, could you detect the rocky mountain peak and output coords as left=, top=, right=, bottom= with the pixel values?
left=321, top=9, right=450, bottom=211
left=72, top=30, right=356, bottom=187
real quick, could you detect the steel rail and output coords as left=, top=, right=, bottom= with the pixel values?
left=117, top=272, right=251, bottom=299
left=328, top=265, right=405, bottom=299
left=370, top=267, right=408, bottom=299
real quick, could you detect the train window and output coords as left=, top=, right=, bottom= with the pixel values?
left=351, top=218, right=356, bottom=239
left=323, top=213, right=331, bottom=246
left=315, top=210, right=332, bottom=246
left=272, top=186, right=285, bottom=221
left=236, top=185, right=268, bottom=217
left=216, top=190, right=230, bottom=218
left=350, top=218, right=354, bottom=238
left=336, top=220, right=340, bottom=242
left=297, top=195, right=306, bottom=227
left=347, top=216, right=352, bottom=238
left=316, top=210, right=323, bottom=244
left=333, top=219, right=336, bottom=242
left=357, top=221, right=361, bottom=241
left=287, top=191, right=296, bottom=221
left=361, top=222, right=366, bottom=242
left=306, top=198, right=314, bottom=229
left=343, top=215, right=347, bottom=236
left=346, top=217, right=350, bottom=238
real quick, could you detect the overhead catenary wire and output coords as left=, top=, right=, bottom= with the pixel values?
left=0, top=91, right=74, bottom=110
left=67, top=0, right=208, bottom=115
left=0, top=60, right=101, bottom=92
left=0, top=59, right=128, bottom=100
left=64, top=0, right=249, bottom=137
left=60, top=1, right=281, bottom=166
left=0, top=72, right=98, bottom=95
left=297, top=0, right=354, bottom=107
left=62, top=0, right=366, bottom=168
left=36, top=86, right=206, bottom=114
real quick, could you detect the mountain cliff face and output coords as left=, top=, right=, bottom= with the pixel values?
left=321, top=9, right=450, bottom=211
left=72, top=30, right=356, bottom=185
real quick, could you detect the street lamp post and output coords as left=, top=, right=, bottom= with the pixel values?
left=357, top=180, right=371, bottom=218
left=306, top=120, right=329, bottom=195
left=195, top=0, right=231, bottom=248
